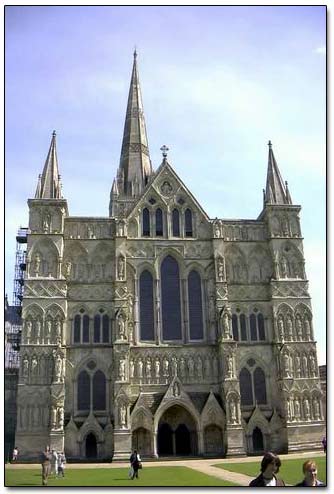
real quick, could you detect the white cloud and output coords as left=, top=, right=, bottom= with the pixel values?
left=314, top=45, right=326, bottom=55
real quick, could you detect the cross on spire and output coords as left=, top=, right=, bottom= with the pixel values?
left=160, top=144, right=169, bottom=159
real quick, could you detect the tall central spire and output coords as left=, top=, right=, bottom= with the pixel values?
left=264, top=141, right=292, bottom=205
left=119, top=50, right=152, bottom=195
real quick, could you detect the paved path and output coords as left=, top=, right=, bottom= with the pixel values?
left=5, top=451, right=325, bottom=487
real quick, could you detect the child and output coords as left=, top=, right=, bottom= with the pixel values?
left=57, top=452, right=66, bottom=478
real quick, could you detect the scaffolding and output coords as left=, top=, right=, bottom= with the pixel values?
left=5, top=227, right=28, bottom=366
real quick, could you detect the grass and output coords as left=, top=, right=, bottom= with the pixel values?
left=215, top=457, right=327, bottom=485
left=5, top=466, right=239, bottom=487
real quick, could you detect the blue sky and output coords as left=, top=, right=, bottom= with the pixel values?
left=5, top=5, right=326, bottom=363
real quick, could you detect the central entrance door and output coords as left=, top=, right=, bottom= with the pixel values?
left=86, top=432, right=97, bottom=458
left=157, top=405, right=197, bottom=457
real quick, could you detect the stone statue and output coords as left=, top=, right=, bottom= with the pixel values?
left=64, top=261, right=72, bottom=278
left=117, top=256, right=125, bottom=280
left=217, top=257, right=225, bottom=282
left=31, top=355, right=38, bottom=377
left=118, top=314, right=126, bottom=340
left=223, top=312, right=231, bottom=339
left=119, top=358, right=126, bottom=381
left=87, top=224, right=94, bottom=239
left=277, top=317, right=284, bottom=340
left=303, top=398, right=311, bottom=421
left=22, top=356, right=29, bottom=378
left=43, top=214, right=51, bottom=233
left=129, top=359, right=135, bottom=379
left=118, top=220, right=125, bottom=237
left=171, top=357, right=178, bottom=377
left=204, top=356, right=211, bottom=380
left=25, top=320, right=32, bottom=341
left=34, top=253, right=41, bottom=276
left=58, top=407, right=64, bottom=429
left=282, top=353, right=290, bottom=378
left=285, top=398, right=291, bottom=421
left=213, top=356, right=219, bottom=378
left=188, top=357, right=194, bottom=379
left=138, top=358, right=143, bottom=379
left=173, top=381, right=180, bottom=397
left=294, top=398, right=301, bottom=421
left=229, top=399, right=237, bottom=424
left=286, top=316, right=293, bottom=341
left=45, top=320, right=52, bottom=340
left=304, top=318, right=311, bottom=341
left=145, top=358, right=152, bottom=379
left=313, top=398, right=321, bottom=420
left=309, top=354, right=316, bottom=377
left=55, top=354, right=63, bottom=382
left=280, top=257, right=288, bottom=278
left=55, top=320, right=62, bottom=342
left=213, top=220, right=221, bottom=238
left=295, top=355, right=301, bottom=378
left=179, top=358, right=186, bottom=379
left=119, top=404, right=127, bottom=428
left=302, top=354, right=308, bottom=377
left=155, top=358, right=160, bottom=379
left=295, top=316, right=303, bottom=340
left=163, top=358, right=169, bottom=377
left=51, top=406, right=57, bottom=429
left=196, top=356, right=203, bottom=380
left=128, top=294, right=134, bottom=321
left=227, top=354, right=234, bottom=379
left=35, top=320, right=41, bottom=343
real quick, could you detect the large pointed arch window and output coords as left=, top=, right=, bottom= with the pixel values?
left=161, top=256, right=182, bottom=340
left=185, top=209, right=193, bottom=237
left=77, top=365, right=107, bottom=412
left=172, top=209, right=180, bottom=237
left=139, top=270, right=155, bottom=341
left=156, top=208, right=163, bottom=236
left=188, top=270, right=203, bottom=340
left=93, top=310, right=110, bottom=344
left=143, top=208, right=150, bottom=236
left=73, top=310, right=90, bottom=344
left=240, top=361, right=267, bottom=407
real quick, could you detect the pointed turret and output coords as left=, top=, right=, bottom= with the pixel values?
left=119, top=50, right=153, bottom=195
left=35, top=131, right=62, bottom=199
left=264, top=141, right=292, bottom=205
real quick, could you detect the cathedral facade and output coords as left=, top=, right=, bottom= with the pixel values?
left=15, top=52, right=325, bottom=460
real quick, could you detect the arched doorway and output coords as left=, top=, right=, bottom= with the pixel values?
left=252, top=427, right=264, bottom=452
left=204, top=424, right=224, bottom=456
left=86, top=432, right=97, bottom=458
left=157, top=405, right=197, bottom=457
left=175, top=424, right=190, bottom=455
left=132, top=427, right=152, bottom=456
left=158, top=423, right=173, bottom=455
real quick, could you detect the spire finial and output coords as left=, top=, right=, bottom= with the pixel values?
left=52, top=130, right=56, bottom=137
left=160, top=144, right=169, bottom=159
left=133, top=46, right=137, bottom=59
left=268, top=140, right=272, bottom=149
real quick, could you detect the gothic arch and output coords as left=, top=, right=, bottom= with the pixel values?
left=45, top=303, right=65, bottom=319
left=131, top=406, right=153, bottom=431
left=74, top=355, right=110, bottom=380
left=68, top=303, right=92, bottom=318
left=154, top=398, right=201, bottom=435
left=137, top=261, right=157, bottom=279
left=156, top=249, right=185, bottom=275
left=29, top=237, right=61, bottom=258
left=23, top=303, right=44, bottom=319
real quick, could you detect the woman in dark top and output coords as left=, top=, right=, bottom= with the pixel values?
left=295, top=460, right=325, bottom=487
left=249, top=452, right=285, bottom=487
left=129, top=450, right=141, bottom=479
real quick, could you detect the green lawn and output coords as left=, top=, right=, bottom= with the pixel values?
left=215, top=457, right=327, bottom=485
left=5, top=466, right=238, bottom=487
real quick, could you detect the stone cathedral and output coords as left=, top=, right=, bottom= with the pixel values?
left=15, top=52, right=325, bottom=460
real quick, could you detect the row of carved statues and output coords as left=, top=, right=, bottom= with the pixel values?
left=23, top=318, right=64, bottom=345
left=281, top=351, right=318, bottom=379
left=16, top=403, right=64, bottom=431
left=276, top=313, right=313, bottom=342
left=118, top=353, right=221, bottom=382
left=284, top=395, right=323, bottom=422
left=21, top=351, right=65, bottom=384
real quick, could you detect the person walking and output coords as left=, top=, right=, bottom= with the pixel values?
left=129, top=450, right=141, bottom=479
left=41, top=445, right=52, bottom=486
left=321, top=436, right=326, bottom=453
left=249, top=452, right=285, bottom=487
left=295, top=460, right=325, bottom=487
left=51, top=449, right=58, bottom=477
left=57, top=452, right=66, bottom=478
left=12, top=447, right=19, bottom=462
